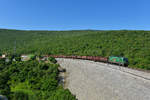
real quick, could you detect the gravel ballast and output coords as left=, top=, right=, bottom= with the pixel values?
left=56, top=58, right=150, bottom=100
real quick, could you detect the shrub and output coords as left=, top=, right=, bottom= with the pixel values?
left=12, top=91, right=29, bottom=100
left=48, top=57, right=57, bottom=64
left=0, top=58, right=76, bottom=100
left=48, top=87, right=76, bottom=100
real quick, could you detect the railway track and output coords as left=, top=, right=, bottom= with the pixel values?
left=48, top=55, right=150, bottom=81
left=99, top=62, right=150, bottom=81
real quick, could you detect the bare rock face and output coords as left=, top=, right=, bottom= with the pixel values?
left=57, top=58, right=150, bottom=100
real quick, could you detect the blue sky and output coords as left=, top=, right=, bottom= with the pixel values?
left=0, top=0, right=149, bottom=30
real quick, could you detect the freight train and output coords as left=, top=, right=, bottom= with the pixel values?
left=49, top=55, right=129, bottom=67
left=0, top=54, right=128, bottom=67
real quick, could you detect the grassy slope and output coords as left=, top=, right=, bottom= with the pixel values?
left=0, top=29, right=150, bottom=69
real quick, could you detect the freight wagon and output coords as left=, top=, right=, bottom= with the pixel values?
left=49, top=55, right=129, bottom=67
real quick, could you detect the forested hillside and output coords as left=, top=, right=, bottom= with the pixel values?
left=0, top=57, right=76, bottom=100
left=0, top=29, right=150, bottom=69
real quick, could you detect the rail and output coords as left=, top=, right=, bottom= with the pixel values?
left=48, top=55, right=150, bottom=81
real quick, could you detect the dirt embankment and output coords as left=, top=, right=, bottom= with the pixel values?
left=57, top=58, right=150, bottom=100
